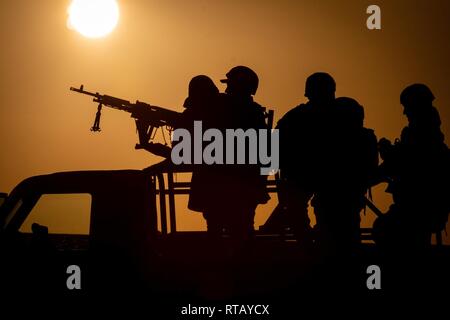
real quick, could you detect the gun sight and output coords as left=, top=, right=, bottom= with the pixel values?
left=70, top=85, right=99, bottom=98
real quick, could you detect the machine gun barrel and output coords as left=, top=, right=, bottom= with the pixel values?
left=70, top=85, right=133, bottom=112
left=70, top=85, right=98, bottom=98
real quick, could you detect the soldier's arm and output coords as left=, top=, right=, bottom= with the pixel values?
left=378, top=137, right=393, bottom=161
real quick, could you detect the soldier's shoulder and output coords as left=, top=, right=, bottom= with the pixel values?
left=361, top=128, right=378, bottom=144
left=277, top=103, right=309, bottom=126
left=362, top=127, right=376, bottom=136
left=290, top=103, right=312, bottom=115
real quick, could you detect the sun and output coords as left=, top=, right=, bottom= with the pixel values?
left=67, top=0, right=119, bottom=38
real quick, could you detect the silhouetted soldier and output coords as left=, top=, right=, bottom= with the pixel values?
left=374, top=84, right=450, bottom=250
left=278, top=73, right=378, bottom=253
left=277, top=72, right=338, bottom=248
left=182, top=76, right=224, bottom=211
left=209, top=66, right=269, bottom=241
left=312, top=97, right=378, bottom=253
left=142, top=75, right=226, bottom=223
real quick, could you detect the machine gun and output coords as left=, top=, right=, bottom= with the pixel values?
left=70, top=85, right=181, bottom=148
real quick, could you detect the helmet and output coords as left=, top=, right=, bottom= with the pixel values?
left=305, top=72, right=336, bottom=100
left=184, top=75, right=219, bottom=108
left=188, top=75, right=218, bottom=99
left=220, top=66, right=259, bottom=95
left=335, top=97, right=365, bottom=127
left=400, top=84, right=435, bottom=106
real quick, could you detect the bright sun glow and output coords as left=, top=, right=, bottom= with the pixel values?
left=67, top=0, right=119, bottom=38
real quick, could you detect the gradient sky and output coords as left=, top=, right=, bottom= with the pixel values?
left=1, top=0, right=449, bottom=242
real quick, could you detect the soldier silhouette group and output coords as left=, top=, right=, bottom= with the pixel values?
left=142, top=66, right=450, bottom=253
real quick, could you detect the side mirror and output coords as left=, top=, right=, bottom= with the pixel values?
left=0, top=192, right=8, bottom=207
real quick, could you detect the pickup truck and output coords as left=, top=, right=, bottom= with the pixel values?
left=1, top=169, right=449, bottom=305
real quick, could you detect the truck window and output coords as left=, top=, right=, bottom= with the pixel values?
left=19, top=194, right=92, bottom=235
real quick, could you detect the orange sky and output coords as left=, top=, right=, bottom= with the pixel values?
left=1, top=0, right=449, bottom=242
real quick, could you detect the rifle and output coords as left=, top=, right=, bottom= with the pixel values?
left=70, top=85, right=181, bottom=148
